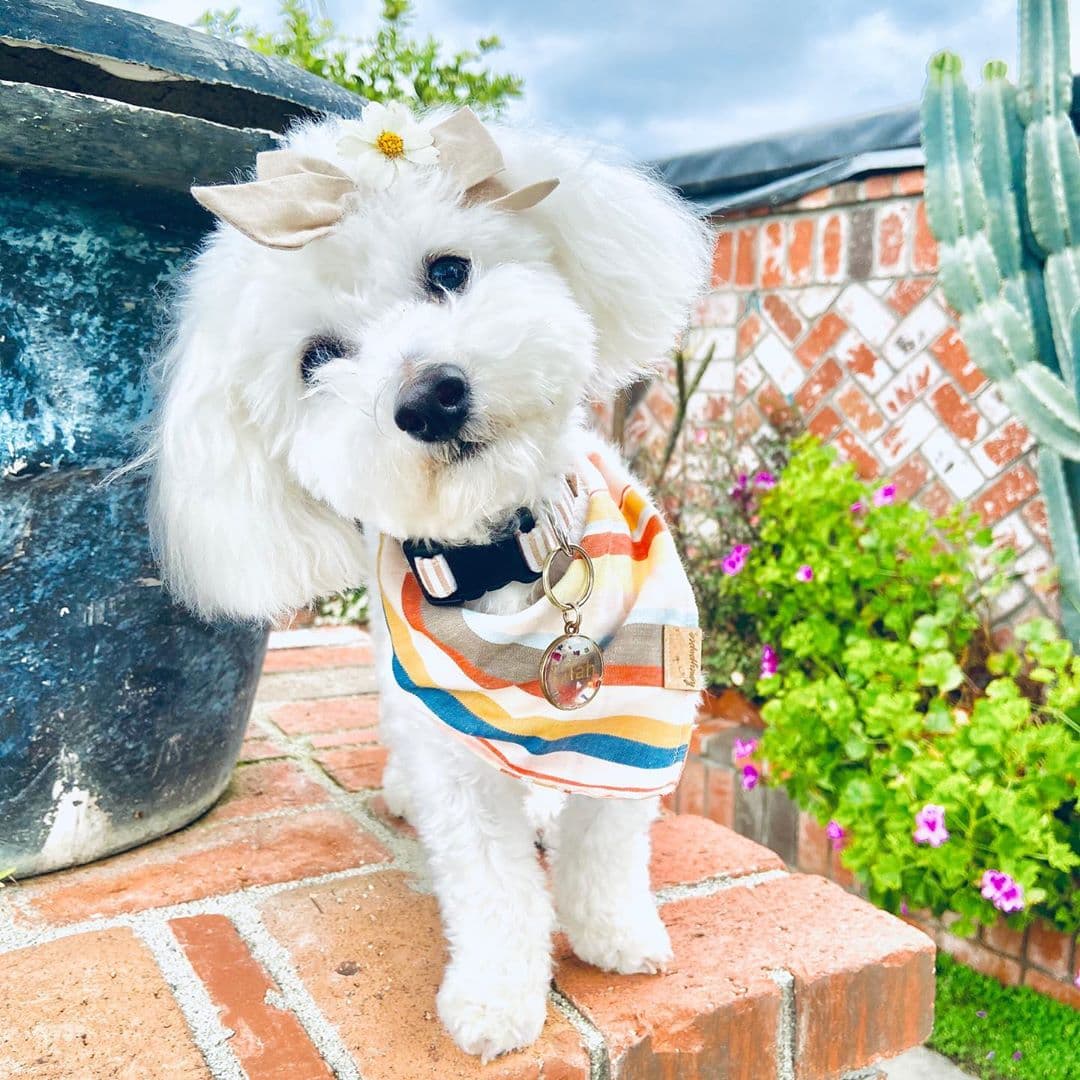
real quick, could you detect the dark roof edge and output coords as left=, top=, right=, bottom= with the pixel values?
left=655, top=75, right=1080, bottom=214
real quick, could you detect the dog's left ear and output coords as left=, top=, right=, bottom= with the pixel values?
left=494, top=130, right=712, bottom=390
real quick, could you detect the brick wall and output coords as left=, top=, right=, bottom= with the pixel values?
left=624, top=167, right=1058, bottom=627
left=667, top=703, right=1080, bottom=1010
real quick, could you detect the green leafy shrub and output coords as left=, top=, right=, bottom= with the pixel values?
left=645, top=408, right=801, bottom=689
left=720, top=437, right=1080, bottom=933
left=199, top=0, right=523, bottom=113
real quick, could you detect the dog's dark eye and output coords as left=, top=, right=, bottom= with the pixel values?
left=300, top=335, right=348, bottom=382
left=425, top=255, right=471, bottom=295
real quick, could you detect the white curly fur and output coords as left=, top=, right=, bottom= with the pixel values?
left=149, top=111, right=710, bottom=1059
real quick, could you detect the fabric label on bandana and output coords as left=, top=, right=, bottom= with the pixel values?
left=378, top=446, right=701, bottom=799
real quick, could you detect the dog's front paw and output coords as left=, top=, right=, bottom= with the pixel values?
left=437, top=963, right=548, bottom=1062
left=380, top=755, right=415, bottom=824
left=564, top=904, right=674, bottom=975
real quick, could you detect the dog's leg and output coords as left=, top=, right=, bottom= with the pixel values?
left=404, top=736, right=554, bottom=1060
left=550, top=795, right=672, bottom=974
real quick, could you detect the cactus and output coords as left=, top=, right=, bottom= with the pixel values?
left=921, top=0, right=1080, bottom=642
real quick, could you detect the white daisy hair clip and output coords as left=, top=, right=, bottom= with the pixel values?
left=191, top=106, right=559, bottom=250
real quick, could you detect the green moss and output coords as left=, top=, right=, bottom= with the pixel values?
left=930, top=953, right=1080, bottom=1079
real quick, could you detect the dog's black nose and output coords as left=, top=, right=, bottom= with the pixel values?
left=394, top=364, right=470, bottom=443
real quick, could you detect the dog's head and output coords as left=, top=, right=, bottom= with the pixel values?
left=150, top=105, right=709, bottom=620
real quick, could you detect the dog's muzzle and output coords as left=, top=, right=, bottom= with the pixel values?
left=394, top=364, right=470, bottom=443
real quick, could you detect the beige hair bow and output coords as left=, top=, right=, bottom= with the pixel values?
left=192, top=107, right=559, bottom=250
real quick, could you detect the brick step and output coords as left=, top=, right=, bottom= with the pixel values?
left=0, top=630, right=934, bottom=1078
left=0, top=821, right=932, bottom=1079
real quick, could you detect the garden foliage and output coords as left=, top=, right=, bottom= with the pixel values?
left=713, top=438, right=1079, bottom=933
left=199, top=0, right=523, bottom=113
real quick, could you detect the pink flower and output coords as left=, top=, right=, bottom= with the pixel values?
left=1074, top=970, right=1080, bottom=990
left=754, top=470, right=777, bottom=490
left=732, top=737, right=758, bottom=763
left=850, top=500, right=865, bottom=515
left=760, top=644, right=778, bottom=678
left=913, top=804, right=950, bottom=848
left=826, top=820, right=846, bottom=850
left=795, top=564, right=814, bottom=582
left=730, top=473, right=749, bottom=496
left=722, top=544, right=750, bottom=576
left=873, top=483, right=897, bottom=507
left=693, top=427, right=709, bottom=445
left=741, top=763, right=760, bottom=791
left=900, top=900, right=910, bottom=916
left=980, top=869, right=1025, bottom=913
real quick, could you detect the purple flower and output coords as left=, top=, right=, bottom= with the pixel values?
left=913, top=804, right=950, bottom=848
left=900, top=900, right=910, bottom=916
left=976, top=1010, right=987, bottom=1018
left=732, top=738, right=759, bottom=763
left=741, top=763, right=760, bottom=791
left=850, top=500, right=865, bottom=515
left=795, top=564, right=814, bottom=582
left=826, top=820, right=846, bottom=850
left=761, top=644, right=778, bottom=678
left=730, top=473, right=749, bottom=496
left=721, top=544, right=750, bottom=576
left=754, top=470, right=777, bottom=490
left=1012, top=1051, right=1023, bottom=1061
left=873, top=483, right=897, bottom=507
left=980, top=869, right=1025, bottom=913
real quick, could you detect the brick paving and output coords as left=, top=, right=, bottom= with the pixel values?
left=0, top=627, right=936, bottom=1078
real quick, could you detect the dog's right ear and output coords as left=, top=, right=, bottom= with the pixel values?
left=147, top=238, right=366, bottom=622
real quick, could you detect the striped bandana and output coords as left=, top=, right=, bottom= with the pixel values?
left=378, top=447, right=702, bottom=799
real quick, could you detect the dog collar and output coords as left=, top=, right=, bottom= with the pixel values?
left=401, top=479, right=577, bottom=606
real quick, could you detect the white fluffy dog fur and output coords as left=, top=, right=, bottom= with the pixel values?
left=149, top=112, right=710, bottom=1060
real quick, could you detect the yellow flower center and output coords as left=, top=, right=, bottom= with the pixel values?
left=375, top=130, right=405, bottom=159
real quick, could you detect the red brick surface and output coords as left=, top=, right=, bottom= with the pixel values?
left=0, top=929, right=210, bottom=1078
left=650, top=813, right=784, bottom=890
left=314, top=744, right=389, bottom=790
left=204, top=758, right=331, bottom=823
left=271, top=694, right=380, bottom=734
left=262, top=644, right=374, bottom=672
left=261, top=872, right=592, bottom=1080
left=171, top=914, right=333, bottom=1079
left=555, top=874, right=933, bottom=1080
left=18, top=810, right=388, bottom=926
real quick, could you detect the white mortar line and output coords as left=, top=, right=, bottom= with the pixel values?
left=227, top=902, right=361, bottom=1080
left=654, top=867, right=789, bottom=904
left=550, top=988, right=610, bottom=1080
left=136, top=918, right=246, bottom=1080
left=770, top=968, right=796, bottom=1080
left=0, top=859, right=395, bottom=954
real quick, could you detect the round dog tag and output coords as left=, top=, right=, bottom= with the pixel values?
left=540, top=632, right=604, bottom=710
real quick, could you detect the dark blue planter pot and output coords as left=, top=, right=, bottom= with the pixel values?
left=0, top=0, right=361, bottom=875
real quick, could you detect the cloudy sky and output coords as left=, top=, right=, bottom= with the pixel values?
left=95, top=0, right=1076, bottom=160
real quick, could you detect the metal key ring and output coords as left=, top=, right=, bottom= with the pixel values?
left=542, top=544, right=595, bottom=612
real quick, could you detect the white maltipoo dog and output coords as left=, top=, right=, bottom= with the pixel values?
left=149, top=103, right=710, bottom=1060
